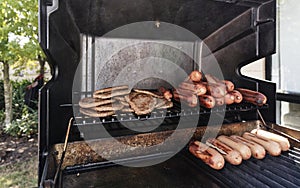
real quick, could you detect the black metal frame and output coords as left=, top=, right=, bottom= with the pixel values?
left=38, top=0, right=276, bottom=187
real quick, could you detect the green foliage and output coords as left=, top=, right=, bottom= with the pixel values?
left=11, top=80, right=32, bottom=119
left=0, top=79, right=38, bottom=136
left=0, top=0, right=46, bottom=72
left=4, top=105, right=38, bottom=137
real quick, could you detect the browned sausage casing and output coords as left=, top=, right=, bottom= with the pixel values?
left=222, top=80, right=235, bottom=92
left=206, top=138, right=242, bottom=165
left=204, top=82, right=227, bottom=98
left=230, top=135, right=266, bottom=159
left=224, top=93, right=235, bottom=105
left=173, top=90, right=198, bottom=107
left=179, top=82, right=207, bottom=96
left=215, top=97, right=225, bottom=106
left=237, top=88, right=267, bottom=106
left=158, top=86, right=173, bottom=101
left=189, top=141, right=225, bottom=170
left=243, top=132, right=281, bottom=156
left=199, top=95, right=216, bottom=108
left=251, top=129, right=290, bottom=151
left=217, top=135, right=251, bottom=160
left=189, top=70, right=203, bottom=82
left=229, top=90, right=243, bottom=103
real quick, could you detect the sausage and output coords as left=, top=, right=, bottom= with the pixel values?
left=206, top=138, right=242, bottom=165
left=173, top=90, right=198, bottom=107
left=224, top=93, right=235, bottom=105
left=204, top=82, right=227, bottom=98
left=189, top=141, right=225, bottom=170
left=217, top=135, right=251, bottom=160
left=158, top=86, right=173, bottom=101
left=179, top=82, right=207, bottom=96
left=230, top=135, right=266, bottom=159
left=199, top=95, right=216, bottom=108
left=229, top=90, right=243, bottom=103
left=237, top=88, right=267, bottom=106
left=251, top=129, right=290, bottom=151
left=222, top=80, right=235, bottom=92
left=189, top=70, right=203, bottom=82
left=242, top=132, right=281, bottom=156
left=215, top=97, right=225, bottom=106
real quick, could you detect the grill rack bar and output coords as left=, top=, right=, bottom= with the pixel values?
left=72, top=102, right=268, bottom=126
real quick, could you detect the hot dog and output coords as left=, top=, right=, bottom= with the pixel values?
left=222, top=80, right=235, bottom=92
left=217, top=135, right=251, bottom=160
left=251, top=129, right=290, bottom=151
left=179, top=82, right=207, bottom=96
left=224, top=93, right=235, bottom=105
left=242, top=132, right=281, bottom=156
left=215, top=97, right=225, bottom=106
left=199, top=95, right=216, bottom=108
left=158, top=86, right=173, bottom=101
left=206, top=138, right=242, bottom=165
left=230, top=135, right=266, bottom=159
left=173, top=90, right=198, bottom=107
left=189, top=141, right=225, bottom=170
left=204, top=82, right=227, bottom=98
left=189, top=70, right=203, bottom=82
left=237, top=88, right=267, bottom=106
left=229, top=90, right=243, bottom=103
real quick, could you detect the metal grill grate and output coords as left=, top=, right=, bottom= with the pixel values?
left=187, top=147, right=300, bottom=188
left=73, top=101, right=268, bottom=125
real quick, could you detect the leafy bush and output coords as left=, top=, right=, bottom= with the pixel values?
left=0, top=79, right=38, bottom=137
left=4, top=105, right=38, bottom=137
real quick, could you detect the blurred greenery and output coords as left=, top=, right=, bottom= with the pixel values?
left=0, top=79, right=38, bottom=137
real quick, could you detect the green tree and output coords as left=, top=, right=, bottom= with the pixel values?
left=0, top=0, right=45, bottom=129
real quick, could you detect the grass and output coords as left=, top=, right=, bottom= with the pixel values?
left=0, top=157, right=38, bottom=188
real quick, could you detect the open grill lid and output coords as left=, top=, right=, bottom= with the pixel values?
left=39, top=0, right=276, bottom=145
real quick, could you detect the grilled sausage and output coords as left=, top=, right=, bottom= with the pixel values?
left=179, top=82, right=207, bottom=96
left=229, top=90, right=243, bottom=103
left=158, top=86, right=173, bottom=101
left=189, top=70, right=203, bottom=82
left=204, top=82, right=227, bottom=98
left=251, top=129, right=290, bottom=151
left=189, top=141, right=225, bottom=170
left=230, top=135, right=266, bottom=159
left=199, top=95, right=216, bottom=108
left=206, top=138, right=242, bottom=165
left=215, top=97, right=225, bottom=106
left=217, top=135, right=251, bottom=160
left=224, top=93, right=235, bottom=105
left=173, top=90, right=198, bottom=107
left=237, top=88, right=267, bottom=106
left=222, top=80, right=235, bottom=92
left=243, top=132, right=281, bottom=156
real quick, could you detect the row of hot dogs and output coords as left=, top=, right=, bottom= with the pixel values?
left=170, top=70, right=267, bottom=108
left=189, top=129, right=290, bottom=170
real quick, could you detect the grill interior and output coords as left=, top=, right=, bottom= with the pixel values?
left=38, top=0, right=279, bottom=187
left=60, top=144, right=300, bottom=188
left=41, top=120, right=300, bottom=188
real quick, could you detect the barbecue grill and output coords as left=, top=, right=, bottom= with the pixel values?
left=38, top=0, right=300, bottom=187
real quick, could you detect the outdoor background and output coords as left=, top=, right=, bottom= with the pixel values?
left=0, top=0, right=299, bottom=188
